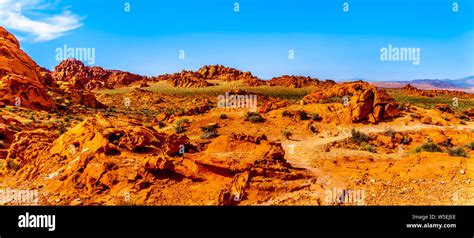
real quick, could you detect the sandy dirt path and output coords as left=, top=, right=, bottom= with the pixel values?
left=262, top=122, right=474, bottom=205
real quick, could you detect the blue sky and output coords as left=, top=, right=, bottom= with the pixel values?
left=2, top=0, right=474, bottom=81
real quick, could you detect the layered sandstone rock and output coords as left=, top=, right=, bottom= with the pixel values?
left=155, top=65, right=265, bottom=87
left=402, top=84, right=434, bottom=97
left=197, top=132, right=300, bottom=205
left=197, top=65, right=264, bottom=86
left=156, top=70, right=211, bottom=87
left=52, top=59, right=145, bottom=90
left=0, top=27, right=56, bottom=110
left=402, top=84, right=474, bottom=99
left=268, top=75, right=335, bottom=88
left=303, top=81, right=400, bottom=123
left=3, top=115, right=301, bottom=205
left=58, top=81, right=106, bottom=109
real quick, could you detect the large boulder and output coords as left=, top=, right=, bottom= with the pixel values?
left=303, top=81, right=400, bottom=123
left=0, top=27, right=56, bottom=110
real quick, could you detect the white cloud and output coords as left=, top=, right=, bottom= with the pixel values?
left=0, top=0, right=83, bottom=42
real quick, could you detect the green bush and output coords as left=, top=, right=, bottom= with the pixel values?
left=466, top=142, right=474, bottom=150
left=351, top=129, right=369, bottom=144
left=439, top=139, right=453, bottom=148
left=384, top=127, right=395, bottom=138
left=311, top=113, right=322, bottom=121
left=447, top=147, right=468, bottom=158
left=298, top=110, right=308, bottom=120
left=282, top=110, right=292, bottom=117
left=7, top=159, right=19, bottom=171
left=401, top=136, right=411, bottom=145
left=246, top=112, right=264, bottom=123
left=201, top=131, right=218, bottom=139
left=175, top=125, right=185, bottom=134
left=360, top=142, right=376, bottom=153
left=56, top=123, right=67, bottom=136
left=282, top=130, right=292, bottom=139
left=4, top=106, right=16, bottom=112
left=176, top=118, right=189, bottom=126
left=310, top=125, right=318, bottom=134
left=410, top=113, right=421, bottom=119
left=415, top=141, right=442, bottom=153
left=201, top=124, right=218, bottom=139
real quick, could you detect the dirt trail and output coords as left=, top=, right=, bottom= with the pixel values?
left=282, top=122, right=474, bottom=169
left=263, top=121, right=474, bottom=205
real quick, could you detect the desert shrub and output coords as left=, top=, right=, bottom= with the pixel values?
left=298, top=110, right=308, bottom=120
left=447, top=147, right=468, bottom=158
left=28, top=114, right=36, bottom=122
left=4, top=106, right=16, bottom=112
left=384, top=127, right=395, bottom=138
left=360, top=142, right=376, bottom=153
left=351, top=129, right=369, bottom=144
left=201, top=131, right=218, bottom=139
left=158, top=121, right=166, bottom=128
left=466, top=142, right=474, bottom=150
left=249, top=115, right=264, bottom=123
left=166, top=108, right=175, bottom=115
left=282, top=130, right=292, bottom=139
left=401, top=136, right=411, bottom=145
left=415, top=140, right=442, bottom=153
left=246, top=112, right=264, bottom=123
left=397, top=104, right=405, bottom=111
left=7, top=159, right=19, bottom=171
left=460, top=120, right=467, bottom=125
left=201, top=124, right=218, bottom=139
left=439, top=139, right=453, bottom=148
left=175, top=108, right=186, bottom=116
left=282, top=110, right=292, bottom=117
left=410, top=113, right=421, bottom=119
left=175, top=125, right=185, bottom=134
left=310, top=125, right=318, bottom=134
left=319, top=97, right=341, bottom=104
left=176, top=118, right=189, bottom=126
left=311, top=113, right=322, bottom=121
left=56, top=123, right=67, bottom=136
left=219, top=114, right=228, bottom=119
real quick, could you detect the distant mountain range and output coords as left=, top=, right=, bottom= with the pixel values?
left=371, top=76, right=474, bottom=93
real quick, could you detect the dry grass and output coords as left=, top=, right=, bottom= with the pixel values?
left=387, top=89, right=474, bottom=112
left=98, top=81, right=312, bottom=101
